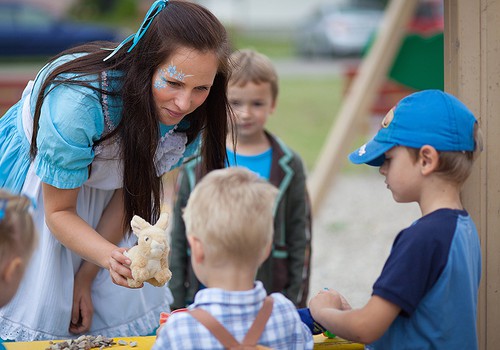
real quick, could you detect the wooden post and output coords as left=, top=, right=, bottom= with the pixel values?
left=444, top=1, right=500, bottom=349
left=307, top=0, right=419, bottom=216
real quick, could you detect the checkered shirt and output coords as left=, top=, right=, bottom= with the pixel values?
left=153, top=281, right=313, bottom=349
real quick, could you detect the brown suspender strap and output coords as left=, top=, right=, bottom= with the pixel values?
left=189, top=308, right=240, bottom=348
left=189, top=296, right=274, bottom=349
left=242, top=296, right=274, bottom=345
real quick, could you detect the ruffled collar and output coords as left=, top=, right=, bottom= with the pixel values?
left=155, top=122, right=187, bottom=176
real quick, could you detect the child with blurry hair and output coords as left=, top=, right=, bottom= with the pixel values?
left=154, top=167, right=312, bottom=349
left=309, top=90, right=483, bottom=350
left=0, top=190, right=36, bottom=349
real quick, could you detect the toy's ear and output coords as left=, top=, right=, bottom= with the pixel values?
left=131, top=215, right=150, bottom=234
left=155, top=212, right=170, bottom=231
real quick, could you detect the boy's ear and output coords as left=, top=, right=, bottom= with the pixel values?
left=258, top=240, right=273, bottom=265
left=419, top=145, right=440, bottom=175
left=187, top=235, right=205, bottom=264
left=1, top=256, right=23, bottom=283
left=270, top=99, right=277, bottom=114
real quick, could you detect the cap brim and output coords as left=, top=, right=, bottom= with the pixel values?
left=348, top=139, right=395, bottom=166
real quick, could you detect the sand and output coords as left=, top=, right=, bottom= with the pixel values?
left=308, top=170, right=421, bottom=308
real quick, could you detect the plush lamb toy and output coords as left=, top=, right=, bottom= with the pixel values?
left=124, top=213, right=172, bottom=288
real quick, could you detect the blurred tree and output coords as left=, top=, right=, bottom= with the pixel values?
left=68, top=0, right=138, bottom=25
left=99, top=0, right=117, bottom=13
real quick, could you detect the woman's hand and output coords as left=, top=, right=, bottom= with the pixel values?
left=109, top=247, right=143, bottom=288
left=69, top=264, right=95, bottom=334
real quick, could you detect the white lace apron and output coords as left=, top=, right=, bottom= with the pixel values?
left=0, top=80, right=174, bottom=341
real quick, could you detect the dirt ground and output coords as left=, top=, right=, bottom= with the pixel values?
left=308, top=169, right=421, bottom=308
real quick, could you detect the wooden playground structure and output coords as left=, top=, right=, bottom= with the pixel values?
left=308, top=0, right=500, bottom=349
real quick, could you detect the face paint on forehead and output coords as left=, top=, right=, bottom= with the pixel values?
left=154, top=63, right=194, bottom=89
left=167, top=64, right=193, bottom=81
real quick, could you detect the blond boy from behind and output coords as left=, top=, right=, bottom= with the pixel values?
left=154, top=167, right=313, bottom=350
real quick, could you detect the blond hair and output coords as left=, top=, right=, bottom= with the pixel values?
left=229, top=49, right=279, bottom=101
left=183, top=167, right=278, bottom=264
left=0, top=190, right=36, bottom=265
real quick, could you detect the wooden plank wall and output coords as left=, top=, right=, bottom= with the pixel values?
left=444, top=1, right=500, bottom=349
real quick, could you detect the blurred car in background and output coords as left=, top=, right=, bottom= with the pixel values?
left=295, top=1, right=385, bottom=57
left=0, top=2, right=124, bottom=57
left=408, top=0, right=444, bottom=34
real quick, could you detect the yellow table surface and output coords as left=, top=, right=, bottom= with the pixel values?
left=313, top=334, right=364, bottom=349
left=4, top=336, right=156, bottom=350
left=5, top=334, right=363, bottom=349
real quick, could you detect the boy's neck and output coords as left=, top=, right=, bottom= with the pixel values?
left=226, top=133, right=270, bottom=156
left=202, top=264, right=258, bottom=292
left=419, top=178, right=463, bottom=216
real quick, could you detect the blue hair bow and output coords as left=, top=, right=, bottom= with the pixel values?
left=103, top=0, right=168, bottom=61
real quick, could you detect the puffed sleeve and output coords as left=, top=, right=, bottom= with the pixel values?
left=34, top=82, right=105, bottom=189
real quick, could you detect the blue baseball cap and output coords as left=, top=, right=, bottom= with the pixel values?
left=349, top=90, right=478, bottom=166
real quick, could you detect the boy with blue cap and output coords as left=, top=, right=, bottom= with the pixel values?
left=308, top=89, right=483, bottom=350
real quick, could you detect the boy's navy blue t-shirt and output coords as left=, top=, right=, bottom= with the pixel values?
left=367, top=209, right=481, bottom=350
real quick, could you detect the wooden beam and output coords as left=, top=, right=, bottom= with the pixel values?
left=444, top=1, right=500, bottom=349
left=307, top=0, right=419, bottom=216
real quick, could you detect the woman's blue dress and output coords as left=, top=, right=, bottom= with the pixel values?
left=0, top=54, right=199, bottom=341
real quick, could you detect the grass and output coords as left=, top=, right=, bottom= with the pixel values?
left=229, top=30, right=295, bottom=59
left=266, top=76, right=344, bottom=170
left=265, top=76, right=374, bottom=173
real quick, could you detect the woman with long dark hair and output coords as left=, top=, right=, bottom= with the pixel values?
left=0, top=0, right=232, bottom=341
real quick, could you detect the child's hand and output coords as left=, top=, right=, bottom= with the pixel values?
left=309, top=288, right=351, bottom=314
left=108, top=247, right=143, bottom=288
left=340, top=294, right=351, bottom=310
left=335, top=290, right=351, bottom=311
